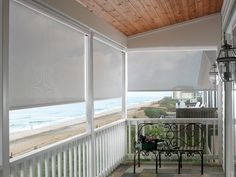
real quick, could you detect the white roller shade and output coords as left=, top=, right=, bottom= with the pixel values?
left=93, top=40, right=122, bottom=100
left=128, top=51, right=213, bottom=91
left=9, top=1, right=85, bottom=109
left=197, top=52, right=214, bottom=89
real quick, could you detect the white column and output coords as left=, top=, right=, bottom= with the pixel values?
left=0, top=0, right=9, bottom=176
left=122, top=51, right=127, bottom=119
left=85, top=32, right=95, bottom=177
left=122, top=51, right=127, bottom=160
left=218, top=81, right=223, bottom=165
left=224, top=82, right=234, bottom=177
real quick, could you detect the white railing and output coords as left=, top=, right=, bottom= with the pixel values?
left=9, top=119, right=126, bottom=177
left=8, top=118, right=220, bottom=177
left=126, top=118, right=219, bottom=161
left=94, top=120, right=126, bottom=177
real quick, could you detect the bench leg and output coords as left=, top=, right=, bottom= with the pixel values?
left=138, top=150, right=141, bottom=167
left=133, top=151, right=136, bottom=173
left=201, top=153, right=203, bottom=175
left=180, top=153, right=182, bottom=168
left=156, top=154, right=158, bottom=174
left=159, top=153, right=161, bottom=168
left=178, top=153, right=181, bottom=174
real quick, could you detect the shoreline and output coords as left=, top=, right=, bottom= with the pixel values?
left=10, top=101, right=158, bottom=156
left=10, top=100, right=158, bottom=141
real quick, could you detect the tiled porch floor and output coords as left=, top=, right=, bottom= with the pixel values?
left=109, top=164, right=224, bottom=177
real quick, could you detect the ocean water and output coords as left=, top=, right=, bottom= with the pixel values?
left=10, top=92, right=172, bottom=133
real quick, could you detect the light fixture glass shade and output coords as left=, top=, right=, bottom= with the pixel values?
left=216, top=33, right=236, bottom=82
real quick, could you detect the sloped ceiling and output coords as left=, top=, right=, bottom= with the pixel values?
left=76, top=0, right=223, bottom=36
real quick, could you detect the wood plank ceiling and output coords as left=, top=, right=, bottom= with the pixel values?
left=75, top=0, right=223, bottom=36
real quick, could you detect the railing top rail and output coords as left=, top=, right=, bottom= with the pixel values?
left=127, top=118, right=218, bottom=123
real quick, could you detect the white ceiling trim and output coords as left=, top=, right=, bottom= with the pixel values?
left=127, top=46, right=217, bottom=53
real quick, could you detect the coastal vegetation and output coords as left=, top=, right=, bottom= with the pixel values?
left=158, top=96, right=177, bottom=112
left=144, top=108, right=167, bottom=118
left=144, top=97, right=177, bottom=118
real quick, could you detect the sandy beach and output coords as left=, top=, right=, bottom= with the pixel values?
left=10, top=101, right=158, bottom=157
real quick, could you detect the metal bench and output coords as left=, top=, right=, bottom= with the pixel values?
left=133, top=122, right=205, bottom=174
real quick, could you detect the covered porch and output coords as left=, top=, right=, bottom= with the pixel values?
left=0, top=0, right=235, bottom=177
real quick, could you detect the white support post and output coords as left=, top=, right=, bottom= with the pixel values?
left=224, top=82, right=234, bottom=177
left=122, top=51, right=127, bottom=158
left=218, top=81, right=223, bottom=165
left=122, top=51, right=127, bottom=119
left=0, top=0, right=9, bottom=176
left=85, top=32, right=95, bottom=177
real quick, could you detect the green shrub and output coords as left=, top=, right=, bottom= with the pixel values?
left=145, top=124, right=166, bottom=139
left=158, top=97, right=177, bottom=112
left=144, top=108, right=167, bottom=118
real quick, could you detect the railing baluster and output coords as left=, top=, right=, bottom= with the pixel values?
left=142, top=124, right=145, bottom=136
left=104, top=130, right=108, bottom=173
left=103, top=131, right=106, bottom=173
left=74, top=143, right=78, bottom=177
left=82, top=140, right=86, bottom=177
left=51, top=151, right=56, bottom=177
left=44, top=155, right=49, bottom=177
left=99, top=133, right=102, bottom=174
left=95, top=134, right=98, bottom=176
left=78, top=143, right=81, bottom=177
left=206, top=123, right=210, bottom=154
left=192, top=124, right=194, bottom=147
left=135, top=122, right=138, bottom=143
left=199, top=124, right=202, bottom=150
left=88, top=137, right=91, bottom=177
left=178, top=124, right=180, bottom=147
left=86, top=138, right=89, bottom=177
left=69, top=145, right=73, bottom=177
left=37, top=157, right=42, bottom=177
left=213, top=120, right=216, bottom=156
left=111, top=127, right=114, bottom=168
left=185, top=124, right=187, bottom=148
left=29, top=159, right=35, bottom=177
left=20, top=162, right=26, bottom=177
left=63, top=148, right=68, bottom=177
left=96, top=133, right=100, bottom=176
left=57, top=151, right=62, bottom=177
left=118, top=125, right=121, bottom=162
left=128, top=121, right=131, bottom=155
left=10, top=166, right=15, bottom=177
